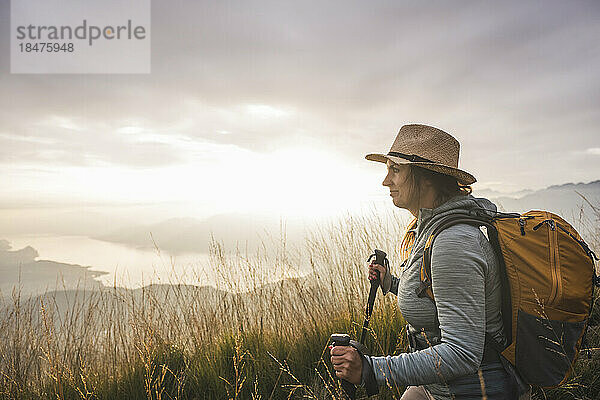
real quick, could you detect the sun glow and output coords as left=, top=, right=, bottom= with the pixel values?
left=6, top=142, right=380, bottom=219
left=3, top=105, right=386, bottom=220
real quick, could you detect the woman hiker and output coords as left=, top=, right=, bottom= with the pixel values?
left=330, top=124, right=530, bottom=399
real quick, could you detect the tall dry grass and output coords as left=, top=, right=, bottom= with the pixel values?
left=0, top=202, right=598, bottom=400
left=0, top=208, right=411, bottom=399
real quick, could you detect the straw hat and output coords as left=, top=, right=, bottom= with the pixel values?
left=365, top=124, right=476, bottom=185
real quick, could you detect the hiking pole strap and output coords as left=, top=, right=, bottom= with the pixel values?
left=340, top=379, right=356, bottom=400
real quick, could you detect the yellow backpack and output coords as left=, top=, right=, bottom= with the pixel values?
left=418, top=209, right=599, bottom=388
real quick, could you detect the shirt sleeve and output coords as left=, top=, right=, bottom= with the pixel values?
left=369, top=224, right=487, bottom=386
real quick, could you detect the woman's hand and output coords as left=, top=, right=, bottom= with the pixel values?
left=330, top=345, right=363, bottom=385
left=368, top=262, right=387, bottom=282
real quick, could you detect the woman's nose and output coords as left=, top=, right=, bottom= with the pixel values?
left=382, top=172, right=392, bottom=187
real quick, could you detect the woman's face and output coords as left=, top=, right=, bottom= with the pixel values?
left=382, top=161, right=417, bottom=210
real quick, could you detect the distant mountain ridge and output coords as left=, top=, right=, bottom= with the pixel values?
left=2, top=180, right=597, bottom=300
left=477, top=180, right=600, bottom=237
left=546, top=180, right=600, bottom=190
left=95, top=213, right=310, bottom=254
left=472, top=187, right=535, bottom=200
left=97, top=180, right=600, bottom=255
left=486, top=180, right=599, bottom=212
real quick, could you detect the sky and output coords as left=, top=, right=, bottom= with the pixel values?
left=1, top=0, right=599, bottom=228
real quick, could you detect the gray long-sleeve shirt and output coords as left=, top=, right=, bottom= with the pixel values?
left=369, top=194, right=505, bottom=399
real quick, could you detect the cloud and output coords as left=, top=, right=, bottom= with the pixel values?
left=0, top=0, right=599, bottom=198
left=0, top=112, right=187, bottom=167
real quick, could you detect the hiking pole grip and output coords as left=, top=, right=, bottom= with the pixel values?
left=368, top=248, right=387, bottom=286
left=330, top=333, right=357, bottom=400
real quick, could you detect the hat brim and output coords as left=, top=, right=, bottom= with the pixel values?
left=365, top=153, right=476, bottom=185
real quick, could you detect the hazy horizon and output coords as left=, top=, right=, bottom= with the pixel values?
left=1, top=1, right=600, bottom=290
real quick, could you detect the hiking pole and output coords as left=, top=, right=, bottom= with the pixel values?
left=330, top=333, right=357, bottom=400
left=329, top=249, right=388, bottom=399
left=361, top=249, right=388, bottom=343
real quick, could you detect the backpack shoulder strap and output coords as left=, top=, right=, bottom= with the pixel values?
left=415, top=213, right=524, bottom=386
left=416, top=214, right=496, bottom=301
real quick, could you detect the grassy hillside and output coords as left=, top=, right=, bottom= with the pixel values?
left=0, top=206, right=598, bottom=399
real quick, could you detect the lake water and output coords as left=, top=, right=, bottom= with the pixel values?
left=3, top=234, right=214, bottom=289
